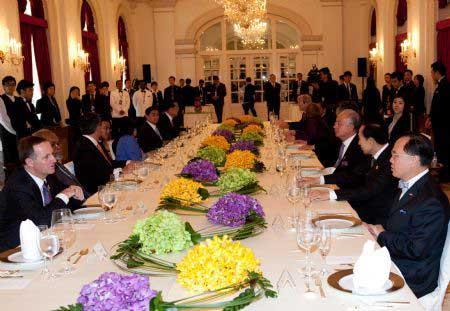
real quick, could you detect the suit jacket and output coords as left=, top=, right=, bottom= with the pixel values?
left=163, top=85, right=181, bottom=106
left=377, top=173, right=450, bottom=298
left=387, top=114, right=410, bottom=144
left=81, top=93, right=96, bottom=114
left=243, top=84, right=256, bottom=104
left=411, top=85, right=425, bottom=115
left=291, top=80, right=309, bottom=101
left=338, top=83, right=358, bottom=102
left=124, top=88, right=136, bottom=119
left=264, top=82, right=281, bottom=106
left=66, top=98, right=83, bottom=126
left=0, top=167, right=81, bottom=250
left=323, top=135, right=371, bottom=188
left=319, top=79, right=339, bottom=108
left=73, top=136, right=126, bottom=194
left=94, top=93, right=111, bottom=120
left=194, top=86, right=207, bottom=104
left=151, top=91, right=164, bottom=110
left=382, top=85, right=394, bottom=112
left=289, top=116, right=329, bottom=145
left=9, top=98, right=42, bottom=137
left=182, top=85, right=195, bottom=107
left=335, top=146, right=397, bottom=225
left=54, top=162, right=90, bottom=198
left=36, top=96, right=62, bottom=126
left=158, top=112, right=179, bottom=140
left=137, top=122, right=164, bottom=153
left=391, top=85, right=409, bottom=106
left=207, top=83, right=227, bottom=106
left=430, top=77, right=450, bottom=130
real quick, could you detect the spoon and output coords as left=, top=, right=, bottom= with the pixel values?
left=73, top=248, right=89, bottom=264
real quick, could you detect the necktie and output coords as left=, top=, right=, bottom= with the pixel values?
left=153, top=125, right=163, bottom=140
left=171, top=87, right=174, bottom=101
left=398, top=180, right=409, bottom=200
left=334, top=143, right=345, bottom=168
left=370, top=157, right=375, bottom=168
left=96, top=143, right=111, bottom=165
left=42, top=181, right=52, bottom=206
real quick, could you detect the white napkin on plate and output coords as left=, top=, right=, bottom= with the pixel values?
left=353, top=240, right=391, bottom=294
left=19, top=220, right=41, bottom=261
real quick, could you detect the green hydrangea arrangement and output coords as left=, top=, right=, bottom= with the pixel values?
left=197, top=146, right=226, bottom=167
left=217, top=124, right=235, bottom=132
left=132, top=210, right=193, bottom=255
left=217, top=168, right=263, bottom=195
left=239, top=132, right=264, bottom=146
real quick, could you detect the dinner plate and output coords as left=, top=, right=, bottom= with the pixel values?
left=312, top=215, right=362, bottom=229
left=328, top=269, right=405, bottom=295
left=73, top=207, right=105, bottom=220
left=301, top=168, right=323, bottom=177
left=8, top=251, right=43, bottom=263
left=291, top=153, right=312, bottom=160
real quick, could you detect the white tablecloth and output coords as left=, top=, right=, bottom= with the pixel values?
left=0, top=126, right=423, bottom=310
left=184, top=112, right=211, bottom=128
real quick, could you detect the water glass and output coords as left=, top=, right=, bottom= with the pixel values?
left=51, top=209, right=72, bottom=228
left=276, top=157, right=287, bottom=177
left=286, top=186, right=301, bottom=232
left=319, top=225, right=332, bottom=276
left=39, top=233, right=60, bottom=280
left=297, top=220, right=320, bottom=278
left=52, top=222, right=77, bottom=274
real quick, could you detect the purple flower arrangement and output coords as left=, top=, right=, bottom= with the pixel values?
left=77, top=272, right=157, bottom=311
left=212, top=129, right=235, bottom=143
left=229, top=140, right=257, bottom=154
left=181, top=159, right=219, bottom=182
left=207, top=192, right=265, bottom=227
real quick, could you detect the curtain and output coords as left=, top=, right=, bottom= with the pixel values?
left=32, top=27, right=52, bottom=88
left=396, top=0, right=407, bottom=27
left=437, top=19, right=450, bottom=74
left=30, top=0, right=45, bottom=19
left=395, top=33, right=408, bottom=72
left=370, top=10, right=376, bottom=37
left=439, top=0, right=448, bottom=9
left=20, top=22, right=33, bottom=81
left=118, top=17, right=130, bottom=80
left=80, top=0, right=95, bottom=32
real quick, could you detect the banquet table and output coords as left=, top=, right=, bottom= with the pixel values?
left=0, top=125, right=425, bottom=311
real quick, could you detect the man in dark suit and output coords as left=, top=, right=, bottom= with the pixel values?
left=367, top=134, right=449, bottom=298
left=338, top=71, right=358, bottom=103
left=137, top=106, right=164, bottom=153
left=264, top=74, right=281, bottom=120
left=243, top=77, right=257, bottom=116
left=94, top=81, right=111, bottom=120
left=36, top=82, right=62, bottom=127
left=303, top=109, right=371, bottom=188
left=427, top=61, right=450, bottom=181
left=318, top=67, right=339, bottom=114
left=403, top=69, right=416, bottom=107
left=163, top=76, right=181, bottom=107
left=182, top=78, right=195, bottom=107
left=382, top=73, right=394, bottom=114
left=158, top=103, right=180, bottom=140
left=149, top=81, right=164, bottom=111
left=124, top=79, right=136, bottom=120
left=208, top=76, right=227, bottom=123
left=81, top=81, right=97, bottom=114
left=1, top=136, right=84, bottom=250
left=73, top=113, right=128, bottom=194
left=291, top=72, right=309, bottom=102
left=311, top=123, right=397, bottom=225
left=194, top=79, right=207, bottom=105
left=390, top=72, right=410, bottom=107
left=15, top=79, right=42, bottom=137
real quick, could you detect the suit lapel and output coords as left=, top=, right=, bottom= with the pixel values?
left=389, top=174, right=429, bottom=216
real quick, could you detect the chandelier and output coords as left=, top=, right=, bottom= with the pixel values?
left=233, top=19, right=267, bottom=47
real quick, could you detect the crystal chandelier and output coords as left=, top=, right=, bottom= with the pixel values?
left=233, top=19, right=267, bottom=47
left=216, top=0, right=267, bottom=27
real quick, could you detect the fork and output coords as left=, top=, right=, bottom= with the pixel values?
left=315, top=277, right=326, bottom=298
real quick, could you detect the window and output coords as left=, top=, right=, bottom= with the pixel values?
left=279, top=55, right=296, bottom=103
left=253, top=56, right=270, bottom=102
left=203, top=58, right=220, bottom=86
left=229, top=57, right=246, bottom=104
left=276, top=21, right=299, bottom=49
left=199, top=22, right=222, bottom=51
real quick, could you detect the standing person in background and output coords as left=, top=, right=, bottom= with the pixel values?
left=411, top=74, right=426, bottom=132
left=208, top=76, right=227, bottom=123
left=66, top=86, right=83, bottom=127
left=382, top=73, right=394, bottom=115
left=182, top=78, right=195, bottom=107
left=391, top=72, right=408, bottom=107
left=81, top=81, right=97, bottom=114
left=195, top=79, right=207, bottom=105
left=164, top=76, right=181, bottom=108
left=94, top=81, right=111, bottom=121
left=36, top=82, right=62, bottom=127
left=132, top=80, right=153, bottom=127
left=179, top=78, right=185, bottom=89
left=403, top=69, right=416, bottom=105
left=16, top=79, right=42, bottom=137
left=124, top=79, right=136, bottom=120
left=264, top=74, right=281, bottom=120
left=291, top=72, right=309, bottom=102
left=361, top=77, right=383, bottom=123
left=318, top=67, right=339, bottom=120
left=110, top=80, right=130, bottom=139
left=150, top=81, right=164, bottom=111
left=338, top=71, right=358, bottom=103
left=243, top=77, right=257, bottom=117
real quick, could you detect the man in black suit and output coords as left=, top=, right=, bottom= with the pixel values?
left=94, top=81, right=111, bottom=120
left=311, top=123, right=397, bottom=225
left=291, top=72, right=309, bottom=102
left=303, top=109, right=371, bottom=188
left=1, top=136, right=84, bottom=250
left=15, top=79, right=42, bottom=137
left=338, top=71, right=358, bottom=103
left=403, top=69, right=416, bottom=107
left=158, top=103, right=180, bottom=140
left=390, top=72, right=410, bottom=107
left=163, top=76, right=181, bottom=107
left=124, top=79, right=136, bottom=120
left=194, top=79, right=207, bottom=105
left=382, top=73, right=394, bottom=114
left=137, top=106, right=164, bottom=153
left=182, top=78, right=195, bottom=107
left=36, top=82, right=62, bottom=127
left=73, top=113, right=128, bottom=194
left=81, top=81, right=97, bottom=114
left=149, top=81, right=164, bottom=111
left=243, top=77, right=257, bottom=116
left=318, top=67, right=339, bottom=115
left=264, top=74, right=281, bottom=120
left=367, top=134, right=449, bottom=298
left=427, top=61, right=450, bottom=181
left=208, top=76, right=227, bottom=123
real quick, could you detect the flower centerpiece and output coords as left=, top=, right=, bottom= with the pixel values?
left=224, top=150, right=265, bottom=172
left=243, top=124, right=265, bottom=136
left=201, top=135, right=230, bottom=151
left=212, top=128, right=235, bottom=143
left=196, top=146, right=226, bottom=167
left=217, top=168, right=265, bottom=194
left=222, top=118, right=239, bottom=127
left=159, top=178, right=210, bottom=211
left=229, top=140, right=259, bottom=155
left=217, top=123, right=236, bottom=132
left=239, top=131, right=264, bottom=146
left=180, top=159, right=219, bottom=183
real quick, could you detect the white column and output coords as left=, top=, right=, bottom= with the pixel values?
left=320, top=0, right=344, bottom=76
left=375, top=0, right=396, bottom=88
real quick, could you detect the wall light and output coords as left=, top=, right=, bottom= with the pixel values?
left=114, top=51, right=126, bottom=74
left=369, top=43, right=382, bottom=67
left=0, top=27, right=24, bottom=66
left=73, top=43, right=90, bottom=72
left=399, top=35, right=416, bottom=66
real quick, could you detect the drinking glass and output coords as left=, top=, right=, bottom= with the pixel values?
left=319, top=225, right=332, bottom=276
left=137, top=163, right=150, bottom=180
left=52, top=222, right=77, bottom=274
left=297, top=220, right=320, bottom=279
left=300, top=186, right=311, bottom=213
left=51, top=209, right=72, bottom=228
left=286, top=186, right=301, bottom=232
left=39, top=233, right=60, bottom=280
left=276, top=157, right=287, bottom=178
left=102, top=186, right=119, bottom=223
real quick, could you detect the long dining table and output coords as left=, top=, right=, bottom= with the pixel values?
left=0, top=124, right=424, bottom=310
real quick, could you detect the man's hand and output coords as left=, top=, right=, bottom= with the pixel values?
left=310, top=189, right=329, bottom=201
left=425, top=117, right=432, bottom=129
left=364, top=223, right=385, bottom=239
left=70, top=185, right=85, bottom=201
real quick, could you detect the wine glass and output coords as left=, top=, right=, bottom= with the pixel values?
left=102, top=186, right=117, bottom=211
left=39, top=232, right=60, bottom=280
left=276, top=157, right=287, bottom=178
left=51, top=209, right=72, bottom=228
left=297, top=220, right=320, bottom=279
left=300, top=186, right=311, bottom=213
left=52, top=222, right=77, bottom=274
left=319, top=225, right=332, bottom=276
left=286, top=186, right=301, bottom=232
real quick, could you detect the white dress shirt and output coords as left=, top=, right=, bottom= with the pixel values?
left=25, top=169, right=69, bottom=205
left=147, top=121, right=163, bottom=140
left=320, top=134, right=357, bottom=184
left=132, top=90, right=153, bottom=117
left=0, top=97, right=16, bottom=135
left=110, top=89, right=130, bottom=118
left=399, top=169, right=429, bottom=200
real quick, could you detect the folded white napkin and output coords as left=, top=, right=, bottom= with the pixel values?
left=19, top=220, right=42, bottom=261
left=353, top=240, right=391, bottom=295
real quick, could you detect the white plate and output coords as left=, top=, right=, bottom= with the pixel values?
left=301, top=169, right=323, bottom=177
left=310, top=186, right=332, bottom=191
left=7, top=251, right=43, bottom=263
left=315, top=218, right=355, bottom=229
left=73, top=207, right=105, bottom=220
left=291, top=153, right=311, bottom=160
left=338, top=274, right=392, bottom=295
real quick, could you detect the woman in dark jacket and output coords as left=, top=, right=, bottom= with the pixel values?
left=386, top=96, right=411, bottom=144
left=66, top=86, right=83, bottom=126
left=362, top=77, right=383, bottom=123
left=412, top=74, right=426, bottom=131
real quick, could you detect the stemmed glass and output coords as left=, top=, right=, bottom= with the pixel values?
left=102, top=185, right=119, bottom=223
left=276, top=156, right=287, bottom=178
left=300, top=185, right=311, bottom=214
left=286, top=186, right=301, bottom=232
left=52, top=222, right=77, bottom=275
left=297, top=219, right=320, bottom=279
left=319, top=225, right=332, bottom=276
left=38, top=232, right=60, bottom=280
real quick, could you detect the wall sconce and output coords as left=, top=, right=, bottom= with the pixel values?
left=73, top=43, right=90, bottom=72
left=114, top=52, right=126, bottom=74
left=399, top=35, right=416, bottom=66
left=0, top=27, right=24, bottom=66
left=369, top=43, right=382, bottom=67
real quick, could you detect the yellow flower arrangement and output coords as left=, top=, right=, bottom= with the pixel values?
left=160, top=178, right=205, bottom=206
left=224, top=150, right=256, bottom=170
left=222, top=119, right=238, bottom=127
left=176, top=235, right=260, bottom=292
left=239, top=115, right=255, bottom=123
left=242, top=124, right=265, bottom=135
left=201, top=135, right=230, bottom=151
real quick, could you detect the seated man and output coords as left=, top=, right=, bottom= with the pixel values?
left=311, top=123, right=397, bottom=225
left=73, top=113, right=128, bottom=194
left=138, top=106, right=164, bottom=153
left=367, top=134, right=450, bottom=298
left=1, top=136, right=84, bottom=250
left=303, top=109, right=371, bottom=188
left=158, top=103, right=180, bottom=140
